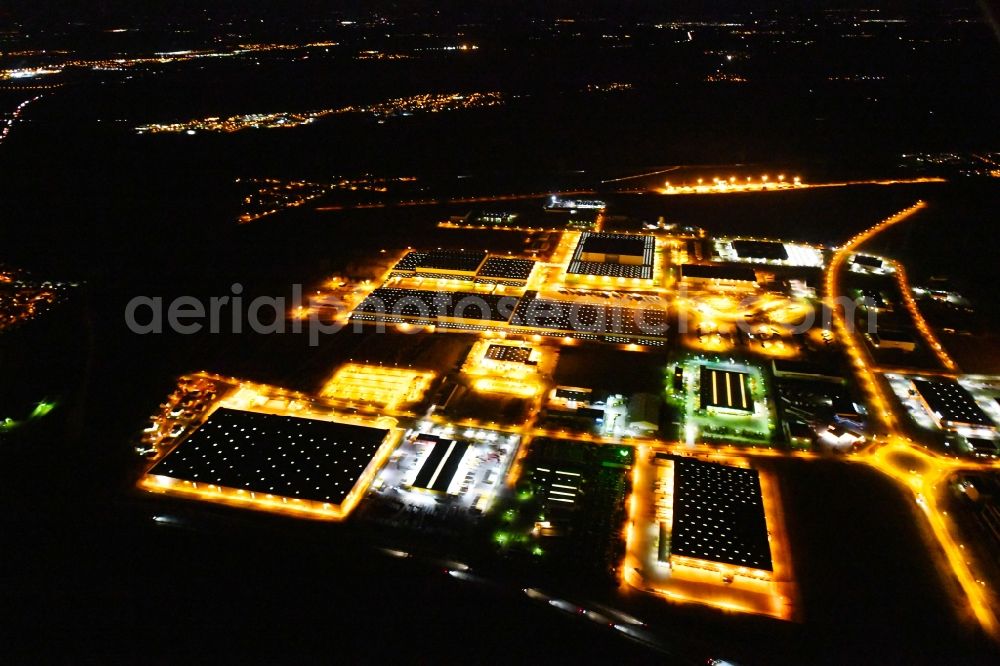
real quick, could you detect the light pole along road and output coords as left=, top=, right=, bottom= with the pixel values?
left=825, top=200, right=1000, bottom=639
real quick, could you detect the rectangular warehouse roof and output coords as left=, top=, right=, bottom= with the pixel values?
left=700, top=366, right=753, bottom=413
left=681, top=264, right=758, bottom=282
left=568, top=232, right=656, bottom=280
left=913, top=379, right=994, bottom=428
left=852, top=254, right=883, bottom=268
left=732, top=240, right=789, bottom=261
left=148, top=407, right=389, bottom=505
left=580, top=233, right=647, bottom=257
left=411, top=438, right=471, bottom=493
left=670, top=457, right=773, bottom=571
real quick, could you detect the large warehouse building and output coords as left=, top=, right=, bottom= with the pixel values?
left=912, top=379, right=996, bottom=432
left=139, top=407, right=396, bottom=520
left=669, top=457, right=773, bottom=574
left=700, top=366, right=754, bottom=414
left=567, top=232, right=656, bottom=280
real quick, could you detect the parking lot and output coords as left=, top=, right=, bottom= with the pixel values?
left=370, top=424, right=520, bottom=517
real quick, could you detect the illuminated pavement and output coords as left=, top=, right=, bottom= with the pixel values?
left=622, top=445, right=796, bottom=620
left=825, top=202, right=1000, bottom=638
left=134, top=188, right=1000, bottom=639
left=658, top=175, right=946, bottom=195
left=138, top=376, right=402, bottom=521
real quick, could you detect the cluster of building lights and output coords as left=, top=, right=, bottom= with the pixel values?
left=236, top=176, right=412, bottom=223
left=704, top=73, right=748, bottom=83
left=462, top=340, right=548, bottom=399
left=0, top=95, right=43, bottom=146
left=320, top=363, right=434, bottom=411
left=0, top=269, right=72, bottom=331
left=623, top=447, right=792, bottom=620
left=891, top=258, right=957, bottom=371
left=121, top=174, right=1000, bottom=638
left=824, top=202, right=928, bottom=431
left=136, top=92, right=504, bottom=134
left=663, top=174, right=802, bottom=194
left=712, top=238, right=825, bottom=268
left=0, top=41, right=338, bottom=80
left=823, top=202, right=1000, bottom=636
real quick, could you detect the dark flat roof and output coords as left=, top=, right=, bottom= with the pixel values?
left=732, top=240, right=788, bottom=261
left=967, top=438, right=998, bottom=455
left=412, top=439, right=470, bottom=493
left=771, top=358, right=841, bottom=380
left=555, top=387, right=592, bottom=401
left=670, top=457, right=773, bottom=571
left=874, top=328, right=915, bottom=343
left=581, top=234, right=646, bottom=257
left=700, top=366, right=753, bottom=412
left=149, top=408, right=388, bottom=504
left=853, top=254, right=883, bottom=268
left=417, top=249, right=487, bottom=272
left=914, top=379, right=994, bottom=428
left=681, top=264, right=757, bottom=282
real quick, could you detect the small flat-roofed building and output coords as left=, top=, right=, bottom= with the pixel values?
left=670, top=457, right=773, bottom=572
left=410, top=437, right=472, bottom=494
left=567, top=232, right=656, bottom=279
left=548, top=386, right=594, bottom=412
left=732, top=240, right=789, bottom=262
left=680, top=263, right=758, bottom=286
left=471, top=210, right=519, bottom=226
left=913, top=379, right=996, bottom=432
left=819, top=424, right=864, bottom=448
left=140, top=407, right=393, bottom=520
left=870, top=328, right=916, bottom=352
left=852, top=254, right=883, bottom=269
left=545, top=196, right=605, bottom=210
left=628, top=392, right=661, bottom=435
left=966, top=438, right=998, bottom=459
left=771, top=359, right=842, bottom=383
left=784, top=420, right=814, bottom=447
left=699, top=366, right=754, bottom=414
left=321, top=363, right=433, bottom=408
left=555, top=386, right=592, bottom=403
left=832, top=396, right=866, bottom=431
